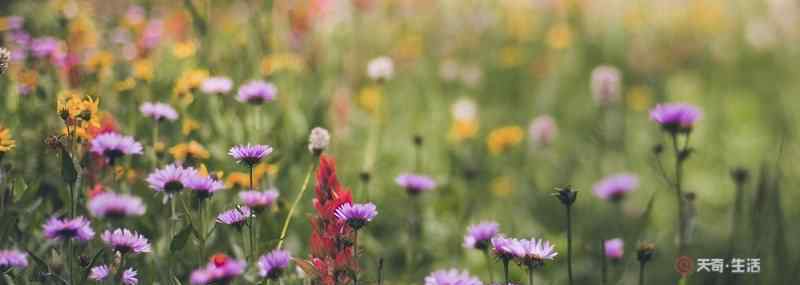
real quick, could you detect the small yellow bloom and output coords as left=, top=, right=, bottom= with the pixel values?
left=627, top=85, right=652, bottom=112
left=133, top=59, right=154, bottom=81
left=449, top=119, right=478, bottom=143
left=113, top=78, right=137, bottom=92
left=254, top=163, right=278, bottom=178
left=169, top=141, right=210, bottom=162
left=84, top=51, right=113, bottom=73
left=57, top=91, right=100, bottom=129
left=546, top=22, right=572, bottom=50
left=225, top=172, right=251, bottom=189
left=0, top=126, right=16, bottom=153
left=261, top=53, right=306, bottom=75
left=182, top=118, right=200, bottom=136
left=392, top=33, right=423, bottom=61
left=491, top=176, right=514, bottom=197
left=173, top=69, right=209, bottom=102
left=487, top=126, right=523, bottom=155
left=173, top=41, right=197, bottom=59
left=499, top=46, right=523, bottom=67
left=358, top=85, right=383, bottom=115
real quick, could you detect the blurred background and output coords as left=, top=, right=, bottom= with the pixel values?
left=0, top=0, right=798, bottom=284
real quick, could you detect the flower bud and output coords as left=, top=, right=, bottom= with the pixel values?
left=308, top=127, right=330, bottom=155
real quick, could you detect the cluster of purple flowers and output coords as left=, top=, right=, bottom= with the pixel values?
left=89, top=265, right=139, bottom=285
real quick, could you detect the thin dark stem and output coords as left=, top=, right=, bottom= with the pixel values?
left=671, top=134, right=687, bottom=255
left=503, top=259, right=510, bottom=285
left=528, top=266, right=534, bottom=285
left=723, top=182, right=745, bottom=285
left=353, top=230, right=359, bottom=285
left=566, top=205, right=574, bottom=285
left=601, top=240, right=607, bottom=285
left=638, top=261, right=646, bottom=285
left=249, top=166, right=254, bottom=191
left=67, top=240, right=74, bottom=285
left=483, top=249, right=494, bottom=284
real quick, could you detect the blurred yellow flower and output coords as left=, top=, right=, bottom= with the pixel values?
left=546, top=22, right=572, bottom=50
left=113, top=78, right=137, bottom=92
left=393, top=33, right=423, bottom=61
left=358, top=85, right=383, bottom=116
left=491, top=176, right=513, bottom=197
left=500, top=46, right=523, bottom=67
left=627, top=85, right=652, bottom=112
left=0, top=17, right=17, bottom=31
left=68, top=16, right=98, bottom=51
left=173, top=69, right=209, bottom=104
left=505, top=9, right=535, bottom=43
left=487, top=126, right=523, bottom=155
left=133, top=59, right=154, bottom=81
left=170, top=141, right=210, bottom=162
left=85, top=51, right=113, bottom=73
left=154, top=141, right=166, bottom=154
left=254, top=162, right=278, bottom=178
left=18, top=69, right=39, bottom=92
left=182, top=118, right=200, bottom=136
left=449, top=120, right=478, bottom=143
left=226, top=172, right=251, bottom=189
left=261, top=53, right=306, bottom=75
left=173, top=41, right=197, bottom=59
left=0, top=126, right=16, bottom=153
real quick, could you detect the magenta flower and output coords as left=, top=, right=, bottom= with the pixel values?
left=592, top=173, right=639, bottom=201
left=463, top=221, right=500, bottom=250
left=236, top=80, right=277, bottom=104
left=258, top=249, right=291, bottom=280
left=141, top=20, right=163, bottom=49
left=229, top=144, right=273, bottom=166
left=604, top=238, right=624, bottom=260
left=395, top=173, right=437, bottom=194
left=0, top=249, right=28, bottom=271
left=90, top=133, right=143, bottom=164
left=513, top=238, right=558, bottom=268
left=101, top=228, right=151, bottom=255
left=335, top=202, right=378, bottom=230
left=42, top=216, right=95, bottom=242
left=216, top=207, right=251, bottom=228
left=31, top=37, right=59, bottom=58
left=185, top=175, right=224, bottom=199
left=190, top=254, right=246, bottom=285
left=491, top=236, right=519, bottom=261
left=89, top=265, right=110, bottom=281
left=239, top=190, right=279, bottom=210
left=424, top=268, right=483, bottom=285
left=122, top=268, right=139, bottom=285
left=590, top=65, right=622, bottom=106
left=88, top=192, right=146, bottom=218
left=201, top=77, right=233, bottom=94
left=139, top=102, right=178, bottom=121
left=146, top=164, right=198, bottom=194
left=649, top=103, right=702, bottom=133
left=528, top=115, right=557, bottom=147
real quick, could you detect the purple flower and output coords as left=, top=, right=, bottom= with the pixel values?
left=463, top=221, right=499, bottom=250
left=90, top=133, right=143, bottom=164
left=236, top=80, right=277, bottom=104
left=649, top=103, right=702, bottom=133
left=123, top=268, right=139, bottom=285
left=258, top=249, right=291, bottom=280
left=590, top=65, right=622, bottom=106
left=185, top=175, right=224, bottom=199
left=592, top=173, right=639, bottom=201
left=201, top=77, right=233, bottom=94
left=424, top=268, right=483, bottom=285
left=335, top=202, right=378, bottom=230
left=0, top=249, right=28, bottom=271
left=88, top=192, right=146, bottom=218
left=141, top=20, right=163, bottom=49
left=528, top=115, right=557, bottom=147
left=216, top=207, right=251, bottom=228
left=239, top=190, right=279, bottom=210
left=229, top=144, right=273, bottom=166
left=5, top=16, right=24, bottom=31
left=139, top=102, right=178, bottom=121
left=42, top=216, right=95, bottom=242
left=89, top=265, right=110, bottom=281
left=101, top=228, right=151, bottom=255
left=604, top=238, right=624, bottom=260
left=513, top=238, right=558, bottom=268
left=491, top=236, right=519, bottom=261
left=395, top=173, right=437, bottom=194
left=31, top=37, right=59, bottom=58
left=190, top=254, right=246, bottom=285
left=146, top=164, right=198, bottom=194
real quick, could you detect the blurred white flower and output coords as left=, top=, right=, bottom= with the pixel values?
left=367, top=56, right=394, bottom=81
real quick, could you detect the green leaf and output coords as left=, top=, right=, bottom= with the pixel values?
left=170, top=224, right=193, bottom=252
left=60, top=148, right=77, bottom=186
left=81, top=249, right=104, bottom=282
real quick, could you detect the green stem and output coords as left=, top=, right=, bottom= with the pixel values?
left=67, top=240, right=74, bottom=285
left=503, top=259, right=510, bottom=285
left=484, top=249, right=495, bottom=284
left=638, top=261, right=646, bottom=285
left=353, top=230, right=359, bottom=285
left=276, top=160, right=317, bottom=249
left=528, top=266, right=534, bottom=285
left=671, top=134, right=686, bottom=255
left=566, top=205, right=574, bottom=285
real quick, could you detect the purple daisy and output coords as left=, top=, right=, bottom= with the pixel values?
left=185, top=175, right=224, bottom=200
left=491, top=236, right=520, bottom=261
left=463, top=221, right=500, bottom=250
left=42, top=216, right=95, bottom=242
left=604, top=238, right=624, bottom=260
left=88, top=192, right=146, bottom=218
left=31, top=37, right=59, bottom=58
left=122, top=268, right=139, bottom=285
left=190, top=254, right=246, bottom=285
left=395, top=173, right=437, bottom=194
left=139, top=102, right=178, bottom=121
left=335, top=202, right=378, bottom=230
left=239, top=189, right=279, bottom=210
left=101, top=228, right=151, bottom=255
left=0, top=249, right=28, bottom=271
left=89, top=265, right=110, bottom=281
left=229, top=144, right=273, bottom=166
left=649, top=103, right=702, bottom=133
left=513, top=238, right=558, bottom=268
left=216, top=207, right=251, bottom=228
left=258, top=249, right=291, bottom=280
left=424, top=268, right=483, bottom=285
left=146, top=164, right=198, bottom=194
left=592, top=173, right=639, bottom=201
left=90, top=133, right=144, bottom=164
left=201, top=76, right=233, bottom=94
left=236, top=80, right=277, bottom=104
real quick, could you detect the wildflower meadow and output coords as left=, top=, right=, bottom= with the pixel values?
left=1, top=0, right=799, bottom=284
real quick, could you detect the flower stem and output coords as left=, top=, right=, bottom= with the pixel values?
left=353, top=230, right=359, bottom=285
left=502, top=259, right=510, bottom=285
left=249, top=165, right=255, bottom=191
left=566, top=205, right=574, bottom=285
left=528, top=266, right=534, bottom=285
left=276, top=160, right=317, bottom=249
left=671, top=133, right=687, bottom=255
left=483, top=249, right=495, bottom=284
left=638, top=261, right=646, bottom=285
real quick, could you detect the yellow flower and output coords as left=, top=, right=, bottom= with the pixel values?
left=392, top=33, right=423, bottom=61
left=546, top=22, right=572, bottom=50
left=197, top=164, right=224, bottom=181
left=113, top=78, right=137, bottom=92
left=358, top=85, right=383, bottom=115
left=84, top=51, right=113, bottom=73
left=182, top=118, right=200, bottom=136
left=57, top=91, right=100, bottom=129
left=499, top=46, right=523, bottom=67
left=173, top=41, right=197, bottom=59
left=627, top=85, right=652, bottom=112
left=449, top=119, right=478, bottom=143
left=254, top=163, right=278, bottom=178
left=170, top=141, right=210, bottom=162
left=261, top=53, right=306, bottom=75
left=0, top=126, right=16, bottom=153
left=491, top=176, right=513, bottom=197
left=133, top=59, right=154, bottom=81
left=487, top=126, right=523, bottom=155
left=225, top=172, right=251, bottom=189
left=173, top=69, right=209, bottom=102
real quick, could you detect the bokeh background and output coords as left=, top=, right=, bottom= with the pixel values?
left=1, top=0, right=799, bottom=284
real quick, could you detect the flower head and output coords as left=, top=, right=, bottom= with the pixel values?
left=649, top=103, right=702, bottom=133
left=592, top=173, right=639, bottom=201
left=185, top=174, right=224, bottom=200
left=0, top=126, right=15, bottom=154
left=146, top=164, right=198, bottom=194
left=258, top=249, right=291, bottom=280
left=335, top=202, right=378, bottom=230
left=89, top=265, right=110, bottom=281
left=487, top=126, right=523, bottom=155
left=201, top=76, right=233, bottom=94
left=90, top=133, right=143, bottom=164
left=169, top=141, right=210, bottom=163
left=604, top=238, right=624, bottom=260
left=513, top=238, right=558, bottom=268
left=367, top=56, right=394, bottom=81
left=101, top=228, right=151, bottom=255
left=0, top=249, right=28, bottom=271
left=42, top=216, right=94, bottom=242
left=229, top=144, right=273, bottom=167
left=463, top=222, right=499, bottom=250
left=308, top=127, right=330, bottom=154
left=590, top=65, right=622, bottom=105
left=88, top=192, right=146, bottom=218
left=190, top=254, right=246, bottom=285
left=216, top=207, right=251, bottom=228
left=491, top=236, right=519, bottom=261
left=395, top=173, right=436, bottom=194
left=553, top=186, right=578, bottom=207
left=139, top=102, right=178, bottom=121
left=123, top=268, right=139, bottom=285
left=528, top=115, right=557, bottom=147
left=424, top=268, right=483, bottom=285
left=239, top=190, right=279, bottom=210
left=31, top=37, right=59, bottom=58
left=236, top=80, right=277, bottom=104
